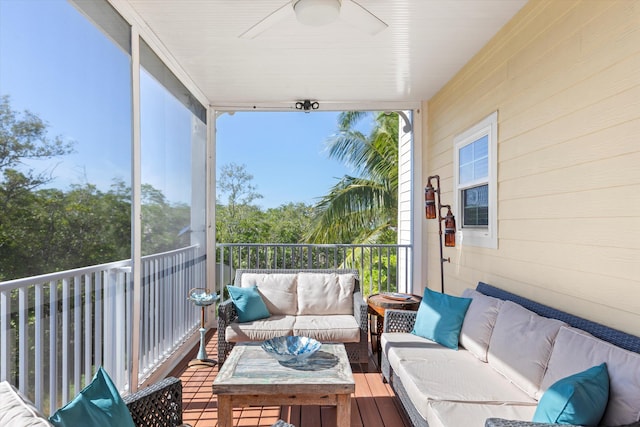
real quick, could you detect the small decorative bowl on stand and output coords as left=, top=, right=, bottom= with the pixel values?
left=187, top=288, right=219, bottom=369
left=261, top=336, right=321, bottom=364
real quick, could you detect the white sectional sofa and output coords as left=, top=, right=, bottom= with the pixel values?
left=381, top=282, right=640, bottom=427
left=217, top=268, right=368, bottom=367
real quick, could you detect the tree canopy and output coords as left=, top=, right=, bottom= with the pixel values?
left=305, top=112, right=399, bottom=244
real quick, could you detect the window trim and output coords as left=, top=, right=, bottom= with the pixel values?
left=453, top=111, right=498, bottom=249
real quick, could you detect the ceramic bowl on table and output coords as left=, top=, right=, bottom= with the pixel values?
left=261, top=336, right=321, bottom=363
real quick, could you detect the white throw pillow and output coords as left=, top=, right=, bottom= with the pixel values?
left=487, top=300, right=566, bottom=398
left=240, top=273, right=298, bottom=315
left=459, top=288, right=503, bottom=362
left=540, top=326, right=640, bottom=426
left=297, top=273, right=355, bottom=315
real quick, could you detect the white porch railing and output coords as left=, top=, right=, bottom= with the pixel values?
left=216, top=243, right=413, bottom=296
left=0, top=245, right=204, bottom=415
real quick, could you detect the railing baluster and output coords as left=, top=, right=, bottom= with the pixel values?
left=18, top=287, right=27, bottom=395
left=84, top=274, right=92, bottom=389
left=35, top=284, right=43, bottom=409
left=49, top=280, right=58, bottom=414
left=61, top=278, right=70, bottom=404
left=0, top=290, right=8, bottom=382
left=73, top=275, right=81, bottom=392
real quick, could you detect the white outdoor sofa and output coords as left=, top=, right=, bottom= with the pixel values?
left=217, top=268, right=368, bottom=367
left=381, top=282, right=640, bottom=427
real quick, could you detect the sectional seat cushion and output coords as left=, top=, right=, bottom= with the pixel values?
left=426, top=401, right=537, bottom=427
left=460, top=288, right=503, bottom=362
left=238, top=273, right=298, bottom=315
left=488, top=301, right=567, bottom=398
left=382, top=333, right=536, bottom=421
left=297, top=273, right=355, bottom=315
left=293, top=315, right=360, bottom=342
left=394, top=354, right=536, bottom=420
left=225, top=315, right=296, bottom=342
left=539, top=326, right=640, bottom=426
left=0, top=381, right=51, bottom=427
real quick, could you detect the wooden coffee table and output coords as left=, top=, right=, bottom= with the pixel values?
left=212, top=342, right=355, bottom=427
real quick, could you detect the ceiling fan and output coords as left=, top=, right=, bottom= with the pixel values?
left=239, top=0, right=388, bottom=39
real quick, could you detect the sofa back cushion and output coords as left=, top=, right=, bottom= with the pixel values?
left=487, top=301, right=566, bottom=398
left=239, top=273, right=298, bottom=315
left=297, top=272, right=355, bottom=315
left=460, top=288, right=503, bottom=362
left=539, top=326, right=640, bottom=426
left=0, top=381, right=51, bottom=426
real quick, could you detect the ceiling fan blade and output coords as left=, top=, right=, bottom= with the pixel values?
left=341, top=0, right=388, bottom=35
left=239, top=2, right=294, bottom=39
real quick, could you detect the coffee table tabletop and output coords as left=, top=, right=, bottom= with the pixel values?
left=213, top=342, right=355, bottom=427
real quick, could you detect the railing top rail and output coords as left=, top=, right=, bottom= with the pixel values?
left=0, top=259, right=132, bottom=291
left=141, top=244, right=199, bottom=261
left=216, top=243, right=412, bottom=249
left=0, top=244, right=200, bottom=291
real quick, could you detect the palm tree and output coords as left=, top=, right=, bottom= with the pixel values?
left=305, top=111, right=399, bottom=244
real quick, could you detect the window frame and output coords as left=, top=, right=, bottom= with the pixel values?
left=453, top=111, right=498, bottom=249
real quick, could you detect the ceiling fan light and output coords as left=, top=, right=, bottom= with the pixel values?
left=294, top=0, right=341, bottom=27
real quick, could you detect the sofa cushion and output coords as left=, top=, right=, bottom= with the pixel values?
left=426, top=401, right=537, bottom=427
left=487, top=301, right=566, bottom=398
left=226, top=315, right=296, bottom=342
left=293, top=315, right=360, bottom=342
left=227, top=285, right=271, bottom=322
left=383, top=333, right=536, bottom=420
left=239, top=273, right=298, bottom=315
left=412, top=288, right=471, bottom=350
left=394, top=353, right=536, bottom=420
left=297, top=273, right=355, bottom=315
left=0, top=381, right=51, bottom=427
left=533, top=363, right=609, bottom=425
left=540, top=326, right=640, bottom=426
left=460, top=288, right=503, bottom=362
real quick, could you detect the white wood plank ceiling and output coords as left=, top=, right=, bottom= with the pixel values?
left=121, top=0, right=527, bottom=107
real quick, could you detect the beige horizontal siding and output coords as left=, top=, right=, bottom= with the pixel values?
left=423, top=0, right=640, bottom=335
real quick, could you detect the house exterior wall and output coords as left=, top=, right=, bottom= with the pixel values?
left=422, top=0, right=640, bottom=335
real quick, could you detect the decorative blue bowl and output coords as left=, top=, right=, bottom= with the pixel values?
left=261, top=336, right=321, bottom=363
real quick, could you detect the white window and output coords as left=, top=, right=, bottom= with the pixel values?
left=454, top=111, right=498, bottom=249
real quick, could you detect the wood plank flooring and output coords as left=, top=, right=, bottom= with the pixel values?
left=169, top=330, right=411, bottom=427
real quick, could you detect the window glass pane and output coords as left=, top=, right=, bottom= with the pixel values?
left=0, top=0, right=132, bottom=280
left=459, top=134, right=489, bottom=185
left=140, top=47, right=206, bottom=256
left=473, top=135, right=489, bottom=159
left=459, top=144, right=474, bottom=165
left=459, top=164, right=474, bottom=185
left=462, top=185, right=488, bottom=227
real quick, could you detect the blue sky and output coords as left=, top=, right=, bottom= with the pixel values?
left=217, top=111, right=362, bottom=209
left=0, top=0, right=370, bottom=209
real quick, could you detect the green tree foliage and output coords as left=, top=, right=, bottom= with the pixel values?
left=0, top=96, right=190, bottom=280
left=215, top=163, right=312, bottom=244
left=305, top=112, right=399, bottom=244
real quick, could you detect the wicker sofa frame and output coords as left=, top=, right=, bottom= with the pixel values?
left=123, top=376, right=185, bottom=427
left=381, top=282, right=640, bottom=427
left=217, top=268, right=369, bottom=367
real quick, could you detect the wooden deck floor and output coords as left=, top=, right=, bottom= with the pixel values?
left=169, top=330, right=411, bottom=427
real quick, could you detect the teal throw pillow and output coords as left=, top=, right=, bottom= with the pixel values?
left=533, top=363, right=609, bottom=426
left=227, top=285, right=271, bottom=323
left=49, top=366, right=135, bottom=427
left=411, top=287, right=472, bottom=350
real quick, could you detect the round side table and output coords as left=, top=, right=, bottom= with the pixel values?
left=367, top=293, right=421, bottom=368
